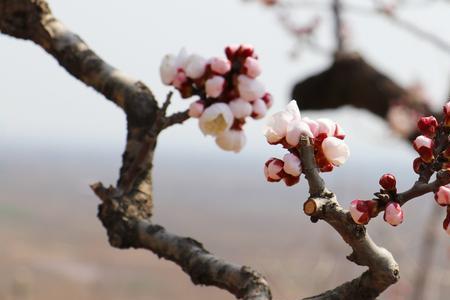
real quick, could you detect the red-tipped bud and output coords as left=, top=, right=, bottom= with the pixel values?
left=262, top=93, right=273, bottom=109
left=320, top=163, right=334, bottom=173
left=283, top=174, right=300, bottom=187
left=264, top=158, right=284, bottom=182
left=435, top=185, right=450, bottom=206
left=417, top=116, right=438, bottom=138
left=413, top=157, right=423, bottom=174
left=384, top=202, right=403, bottom=226
left=237, top=44, right=255, bottom=58
left=413, top=135, right=434, bottom=163
left=379, top=173, right=396, bottom=190
left=443, top=211, right=450, bottom=235
left=225, top=45, right=239, bottom=60
left=349, top=200, right=378, bottom=225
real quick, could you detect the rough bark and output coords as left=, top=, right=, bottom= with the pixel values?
left=299, top=137, right=399, bottom=300
left=0, top=1, right=270, bottom=299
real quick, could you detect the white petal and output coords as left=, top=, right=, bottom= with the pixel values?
left=322, top=137, right=350, bottom=166
left=317, top=118, right=336, bottom=136
left=262, top=111, right=291, bottom=143
left=237, top=75, right=265, bottom=101
left=159, top=54, right=177, bottom=85
left=199, top=103, right=234, bottom=136
left=286, top=120, right=314, bottom=147
left=174, top=48, right=188, bottom=69
left=283, top=153, right=301, bottom=176
left=285, top=100, right=301, bottom=121
left=229, top=98, right=252, bottom=119
left=302, top=117, right=319, bottom=137
left=185, top=54, right=207, bottom=79
left=413, top=135, right=433, bottom=150
left=215, top=130, right=246, bottom=153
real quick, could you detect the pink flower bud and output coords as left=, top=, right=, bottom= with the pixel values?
left=237, top=75, right=265, bottom=101
left=379, top=173, right=396, bottom=190
left=349, top=200, right=377, bottom=225
left=205, top=76, right=225, bottom=98
left=263, top=100, right=300, bottom=144
left=237, top=44, right=254, bottom=58
left=283, top=153, right=301, bottom=177
left=210, top=57, right=231, bottom=75
left=417, top=116, right=438, bottom=138
left=435, top=185, right=450, bottom=206
left=215, top=129, right=246, bottom=153
left=251, top=99, right=267, bottom=120
left=185, top=54, right=207, bottom=79
left=225, top=45, right=239, bottom=59
left=443, top=211, right=450, bottom=235
left=321, top=137, right=350, bottom=166
left=264, top=158, right=284, bottom=182
left=188, top=101, right=204, bottom=118
left=243, top=57, right=262, bottom=78
left=229, top=98, right=252, bottom=119
left=384, top=202, right=403, bottom=226
left=413, top=135, right=434, bottom=163
left=262, top=93, right=273, bottom=109
left=317, top=118, right=337, bottom=137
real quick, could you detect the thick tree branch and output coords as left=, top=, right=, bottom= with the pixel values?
left=0, top=1, right=270, bottom=299
left=91, top=183, right=272, bottom=300
left=300, top=137, right=399, bottom=300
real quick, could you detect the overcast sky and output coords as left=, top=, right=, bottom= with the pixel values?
left=1, top=0, right=450, bottom=162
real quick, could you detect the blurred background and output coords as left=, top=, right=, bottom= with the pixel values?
left=1, top=0, right=450, bottom=299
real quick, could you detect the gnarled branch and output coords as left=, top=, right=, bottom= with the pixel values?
left=300, top=137, right=399, bottom=300
left=0, top=1, right=270, bottom=299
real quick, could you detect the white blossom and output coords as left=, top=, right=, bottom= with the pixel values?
left=215, top=130, right=246, bottom=153
left=322, top=136, right=350, bottom=166
left=199, top=103, right=234, bottom=136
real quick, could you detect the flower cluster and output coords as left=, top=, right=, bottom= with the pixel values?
left=413, top=103, right=450, bottom=234
left=160, top=45, right=272, bottom=153
left=350, top=174, right=403, bottom=226
left=263, top=101, right=350, bottom=186
left=349, top=101, right=450, bottom=234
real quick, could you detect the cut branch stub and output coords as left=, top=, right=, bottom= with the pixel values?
left=299, top=136, right=399, bottom=300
